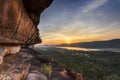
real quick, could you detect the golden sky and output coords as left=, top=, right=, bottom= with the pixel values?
left=38, top=0, right=120, bottom=45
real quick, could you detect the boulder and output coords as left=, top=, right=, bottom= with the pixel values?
left=27, top=71, right=48, bottom=80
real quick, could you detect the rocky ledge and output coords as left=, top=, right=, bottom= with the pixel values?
left=0, top=48, right=83, bottom=80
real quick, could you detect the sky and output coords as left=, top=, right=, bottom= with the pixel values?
left=38, top=0, right=120, bottom=45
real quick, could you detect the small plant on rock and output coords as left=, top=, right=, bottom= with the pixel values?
left=41, top=64, right=53, bottom=77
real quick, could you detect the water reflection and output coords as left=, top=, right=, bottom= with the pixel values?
left=58, top=47, right=120, bottom=52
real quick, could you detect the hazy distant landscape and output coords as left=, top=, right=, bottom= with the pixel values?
left=58, top=39, right=120, bottom=48
left=38, top=0, right=120, bottom=79
left=34, top=46, right=120, bottom=80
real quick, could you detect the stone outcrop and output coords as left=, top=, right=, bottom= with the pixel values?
left=0, top=0, right=53, bottom=64
left=0, top=1, right=84, bottom=80
left=0, top=0, right=52, bottom=45
left=0, top=48, right=83, bottom=80
left=0, top=46, right=21, bottom=64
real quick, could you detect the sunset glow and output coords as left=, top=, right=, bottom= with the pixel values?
left=65, top=38, right=72, bottom=45
left=39, top=0, right=120, bottom=45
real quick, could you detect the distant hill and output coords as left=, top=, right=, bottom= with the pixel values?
left=59, top=39, right=120, bottom=48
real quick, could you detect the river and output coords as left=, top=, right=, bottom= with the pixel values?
left=34, top=45, right=120, bottom=52
left=57, top=47, right=120, bottom=52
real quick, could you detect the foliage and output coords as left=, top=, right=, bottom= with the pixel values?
left=41, top=64, right=53, bottom=77
left=34, top=47, right=120, bottom=80
left=106, top=74, right=120, bottom=80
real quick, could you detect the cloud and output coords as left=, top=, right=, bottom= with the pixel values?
left=39, top=0, right=120, bottom=45
left=82, top=0, right=108, bottom=13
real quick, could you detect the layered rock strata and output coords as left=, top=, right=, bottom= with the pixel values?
left=0, top=0, right=52, bottom=45
left=0, top=0, right=53, bottom=64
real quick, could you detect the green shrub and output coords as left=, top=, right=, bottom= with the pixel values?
left=41, top=64, right=53, bottom=77
left=106, top=74, right=120, bottom=80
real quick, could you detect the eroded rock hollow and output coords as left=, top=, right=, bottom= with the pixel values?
left=0, top=0, right=53, bottom=46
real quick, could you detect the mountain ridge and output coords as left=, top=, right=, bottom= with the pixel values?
left=58, top=39, right=120, bottom=48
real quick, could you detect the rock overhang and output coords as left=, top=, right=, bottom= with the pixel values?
left=0, top=0, right=53, bottom=46
left=22, top=0, right=53, bottom=26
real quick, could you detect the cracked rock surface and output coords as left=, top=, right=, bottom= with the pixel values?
left=0, top=48, right=82, bottom=80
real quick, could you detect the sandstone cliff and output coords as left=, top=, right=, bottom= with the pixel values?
left=0, top=48, right=83, bottom=80
left=0, top=0, right=52, bottom=45
left=0, top=0, right=83, bottom=80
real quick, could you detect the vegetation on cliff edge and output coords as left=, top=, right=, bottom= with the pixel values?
left=34, top=46, right=120, bottom=80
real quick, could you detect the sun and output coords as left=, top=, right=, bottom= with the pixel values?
left=67, top=40, right=71, bottom=45
left=65, top=38, right=71, bottom=45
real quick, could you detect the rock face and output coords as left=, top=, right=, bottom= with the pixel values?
left=0, top=0, right=52, bottom=45
left=0, top=46, right=21, bottom=64
left=0, top=48, right=83, bottom=80
left=0, top=1, right=84, bottom=80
